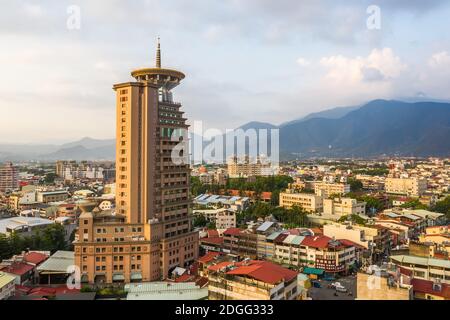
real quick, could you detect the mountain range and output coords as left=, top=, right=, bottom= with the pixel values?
left=1, top=99, right=449, bottom=161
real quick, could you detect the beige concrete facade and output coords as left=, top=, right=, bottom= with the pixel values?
left=279, top=191, right=323, bottom=213
left=385, top=177, right=427, bottom=197
left=74, top=42, right=198, bottom=284
left=314, top=181, right=350, bottom=197
left=356, top=272, right=412, bottom=300
left=323, top=198, right=366, bottom=217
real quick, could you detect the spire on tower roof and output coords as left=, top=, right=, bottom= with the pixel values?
left=156, top=37, right=161, bottom=68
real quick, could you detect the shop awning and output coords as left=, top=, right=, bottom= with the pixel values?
left=112, top=273, right=125, bottom=281
left=302, top=267, right=324, bottom=275
left=130, top=272, right=143, bottom=281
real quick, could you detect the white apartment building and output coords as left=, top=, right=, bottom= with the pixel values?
left=193, top=208, right=236, bottom=230
left=314, top=181, right=350, bottom=197
left=385, top=177, right=427, bottom=197
left=323, top=198, right=366, bottom=218
left=215, top=210, right=236, bottom=230
left=323, top=223, right=386, bottom=250
left=279, top=191, right=323, bottom=213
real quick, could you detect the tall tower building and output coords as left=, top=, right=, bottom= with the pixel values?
left=74, top=41, right=198, bottom=284
left=0, top=162, right=19, bottom=192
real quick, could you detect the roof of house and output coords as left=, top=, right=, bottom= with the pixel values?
left=260, top=192, right=272, bottom=200
left=24, top=252, right=48, bottom=265
left=175, top=274, right=195, bottom=283
left=223, top=227, right=241, bottom=236
left=125, top=282, right=208, bottom=300
left=0, top=217, right=54, bottom=233
left=36, top=251, right=74, bottom=273
left=208, top=261, right=234, bottom=272
left=338, top=239, right=365, bottom=249
left=200, top=237, right=224, bottom=245
left=207, top=229, right=219, bottom=238
left=0, top=271, right=16, bottom=288
left=225, top=260, right=298, bottom=285
left=391, top=255, right=450, bottom=269
left=300, top=235, right=332, bottom=249
left=266, top=231, right=282, bottom=241
left=0, top=262, right=34, bottom=276
left=411, top=278, right=450, bottom=299
left=198, top=252, right=220, bottom=264
left=256, top=221, right=275, bottom=232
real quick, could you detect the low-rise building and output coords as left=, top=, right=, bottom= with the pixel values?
left=125, top=281, right=208, bottom=300
left=216, top=210, right=236, bottom=230
left=356, top=271, right=412, bottom=300
left=208, top=260, right=299, bottom=300
left=0, top=216, right=54, bottom=237
left=0, top=272, right=16, bottom=300
left=390, top=254, right=450, bottom=284
left=279, top=191, right=323, bottom=213
left=323, top=198, right=366, bottom=218
left=36, top=190, right=69, bottom=203
left=314, top=181, right=350, bottom=197
left=385, top=177, right=427, bottom=197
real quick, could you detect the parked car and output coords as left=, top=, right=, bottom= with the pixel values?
left=311, top=281, right=322, bottom=288
left=329, top=282, right=342, bottom=288
left=335, top=284, right=348, bottom=293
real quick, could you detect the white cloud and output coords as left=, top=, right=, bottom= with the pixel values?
left=296, top=57, right=310, bottom=67
left=320, top=48, right=406, bottom=83
left=429, top=51, right=450, bottom=68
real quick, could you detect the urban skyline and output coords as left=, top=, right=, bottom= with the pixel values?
left=0, top=0, right=449, bottom=306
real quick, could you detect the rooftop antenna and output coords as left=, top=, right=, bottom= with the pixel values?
left=156, top=37, right=161, bottom=68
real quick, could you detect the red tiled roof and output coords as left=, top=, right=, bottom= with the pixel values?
left=411, top=278, right=450, bottom=299
left=261, top=192, right=272, bottom=200
left=207, top=230, right=219, bottom=238
left=208, top=261, right=234, bottom=272
left=175, top=274, right=195, bottom=283
left=287, top=229, right=301, bottom=236
left=300, top=235, right=332, bottom=249
left=226, top=260, right=298, bottom=285
left=195, top=276, right=209, bottom=288
left=28, top=286, right=80, bottom=296
left=24, top=252, right=48, bottom=265
left=15, top=285, right=31, bottom=294
left=338, top=239, right=365, bottom=249
left=0, top=262, right=34, bottom=276
left=198, top=252, right=220, bottom=264
left=274, top=233, right=289, bottom=243
left=223, top=228, right=241, bottom=236
left=200, top=237, right=224, bottom=245
left=309, top=228, right=323, bottom=236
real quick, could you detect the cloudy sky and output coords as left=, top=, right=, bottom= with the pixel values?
left=1, top=0, right=450, bottom=144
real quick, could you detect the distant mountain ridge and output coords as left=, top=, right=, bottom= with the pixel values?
left=1, top=100, right=449, bottom=161
left=279, top=99, right=450, bottom=158
left=0, top=137, right=115, bottom=161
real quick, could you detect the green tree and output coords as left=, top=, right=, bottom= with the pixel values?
left=193, top=215, right=208, bottom=228
left=348, top=178, right=363, bottom=192
left=44, top=172, right=58, bottom=184
left=400, top=199, right=428, bottom=210
left=0, top=234, right=12, bottom=260
left=432, top=196, right=450, bottom=221
left=338, top=214, right=367, bottom=225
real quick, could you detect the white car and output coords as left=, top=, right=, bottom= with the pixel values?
left=330, top=282, right=342, bottom=288
left=335, top=284, right=347, bottom=293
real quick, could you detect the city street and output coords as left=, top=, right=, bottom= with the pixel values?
left=308, top=275, right=357, bottom=300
